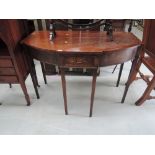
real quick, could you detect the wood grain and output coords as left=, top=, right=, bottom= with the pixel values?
left=22, top=31, right=141, bottom=53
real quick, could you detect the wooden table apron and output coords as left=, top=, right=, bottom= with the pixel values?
left=21, top=30, right=141, bottom=116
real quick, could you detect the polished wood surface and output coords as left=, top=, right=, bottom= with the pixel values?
left=22, top=30, right=141, bottom=116
left=22, top=31, right=140, bottom=53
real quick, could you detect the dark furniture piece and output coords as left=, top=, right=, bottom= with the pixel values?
left=22, top=30, right=141, bottom=116
left=121, top=19, right=155, bottom=105
left=0, top=19, right=39, bottom=105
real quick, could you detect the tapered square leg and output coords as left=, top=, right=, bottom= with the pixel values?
left=40, top=62, right=47, bottom=84
left=112, top=65, right=118, bottom=74
left=116, top=63, right=124, bottom=87
left=25, top=47, right=40, bottom=99
left=30, top=60, right=40, bottom=99
left=60, top=68, right=68, bottom=115
left=89, top=68, right=98, bottom=117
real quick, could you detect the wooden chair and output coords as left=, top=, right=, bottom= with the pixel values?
left=72, top=19, right=100, bottom=31
left=121, top=19, right=155, bottom=105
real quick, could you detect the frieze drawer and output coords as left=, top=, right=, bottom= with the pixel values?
left=60, top=55, right=99, bottom=68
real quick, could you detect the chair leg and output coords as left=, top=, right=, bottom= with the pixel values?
left=121, top=56, right=142, bottom=103
left=40, top=62, right=47, bottom=84
left=112, top=65, right=118, bottom=73
left=116, top=63, right=124, bottom=87
left=135, top=76, right=155, bottom=106
left=89, top=68, right=98, bottom=117
left=60, top=68, right=68, bottom=115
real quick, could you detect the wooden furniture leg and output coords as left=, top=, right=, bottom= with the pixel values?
left=30, top=69, right=40, bottom=99
left=40, top=62, right=47, bottom=84
left=60, top=68, right=68, bottom=115
left=112, top=65, right=117, bottom=73
left=89, top=68, right=98, bottom=117
left=121, top=56, right=142, bottom=103
left=29, top=58, right=40, bottom=99
left=25, top=47, right=40, bottom=99
left=116, top=63, right=124, bottom=87
left=9, top=83, right=12, bottom=88
left=135, top=76, right=155, bottom=106
left=31, top=61, right=40, bottom=87
left=19, top=78, right=31, bottom=106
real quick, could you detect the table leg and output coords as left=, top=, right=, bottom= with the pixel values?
left=60, top=68, right=68, bottom=115
left=9, top=83, right=12, bottom=88
left=30, top=71, right=40, bottom=99
left=30, top=59, right=40, bottom=99
left=112, top=65, right=117, bottom=73
left=40, top=62, right=47, bottom=84
left=32, top=61, right=40, bottom=87
left=116, top=63, right=124, bottom=87
left=89, top=68, right=98, bottom=117
left=25, top=47, right=40, bottom=99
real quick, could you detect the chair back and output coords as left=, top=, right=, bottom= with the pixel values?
left=111, top=19, right=126, bottom=31
left=37, top=19, right=68, bottom=31
left=72, top=19, right=101, bottom=31
left=54, top=19, right=104, bottom=31
left=143, top=19, right=155, bottom=58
